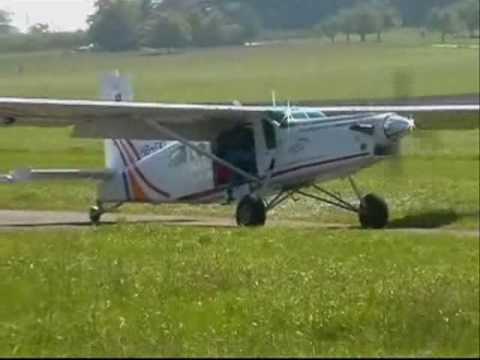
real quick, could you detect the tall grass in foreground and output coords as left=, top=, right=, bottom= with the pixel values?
left=0, top=227, right=478, bottom=357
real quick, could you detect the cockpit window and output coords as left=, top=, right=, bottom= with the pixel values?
left=291, top=112, right=309, bottom=120
left=306, top=111, right=326, bottom=119
left=189, top=142, right=209, bottom=161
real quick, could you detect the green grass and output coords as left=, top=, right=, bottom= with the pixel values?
left=0, top=33, right=478, bottom=103
left=0, top=35, right=478, bottom=230
left=0, top=36, right=478, bottom=358
left=0, top=226, right=478, bottom=357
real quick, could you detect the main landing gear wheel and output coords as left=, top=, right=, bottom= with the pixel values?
left=359, top=194, right=389, bottom=229
left=236, top=195, right=267, bottom=227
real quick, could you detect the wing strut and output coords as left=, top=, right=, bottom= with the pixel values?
left=145, top=120, right=263, bottom=185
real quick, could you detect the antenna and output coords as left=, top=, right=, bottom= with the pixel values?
left=272, top=90, right=277, bottom=107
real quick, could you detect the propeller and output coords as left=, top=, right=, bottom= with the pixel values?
left=386, top=68, right=445, bottom=177
left=385, top=68, right=415, bottom=176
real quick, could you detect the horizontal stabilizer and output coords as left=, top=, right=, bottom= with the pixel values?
left=0, top=175, right=13, bottom=184
left=2, top=169, right=114, bottom=183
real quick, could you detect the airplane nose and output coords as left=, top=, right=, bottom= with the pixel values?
left=384, top=115, right=415, bottom=139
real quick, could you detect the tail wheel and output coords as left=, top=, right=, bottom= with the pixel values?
left=359, top=194, right=389, bottom=229
left=89, top=206, right=102, bottom=225
left=236, top=195, right=267, bottom=227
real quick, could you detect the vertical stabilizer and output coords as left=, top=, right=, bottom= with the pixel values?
left=101, top=71, right=134, bottom=170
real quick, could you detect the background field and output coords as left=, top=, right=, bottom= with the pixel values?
left=0, top=33, right=479, bottom=103
left=0, top=32, right=479, bottom=357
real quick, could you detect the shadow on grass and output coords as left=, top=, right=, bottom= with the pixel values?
left=389, top=210, right=479, bottom=229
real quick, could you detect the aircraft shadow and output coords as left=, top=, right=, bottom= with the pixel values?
left=388, top=210, right=479, bottom=229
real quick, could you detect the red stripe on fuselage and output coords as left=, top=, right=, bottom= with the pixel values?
left=179, top=152, right=371, bottom=202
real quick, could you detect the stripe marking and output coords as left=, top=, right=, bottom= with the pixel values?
left=125, top=140, right=141, bottom=160
left=119, top=140, right=136, bottom=165
left=128, top=169, right=148, bottom=202
left=272, top=152, right=370, bottom=177
left=113, top=140, right=129, bottom=167
left=180, top=152, right=370, bottom=202
left=132, top=166, right=171, bottom=198
left=122, top=171, right=132, bottom=201
left=116, top=140, right=171, bottom=199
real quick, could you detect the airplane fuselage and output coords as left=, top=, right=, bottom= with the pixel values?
left=98, top=110, right=409, bottom=205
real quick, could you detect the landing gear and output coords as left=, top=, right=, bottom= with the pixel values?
left=359, top=194, right=389, bottom=229
left=89, top=201, right=123, bottom=225
left=261, top=177, right=390, bottom=229
left=89, top=204, right=103, bottom=225
left=236, top=195, right=267, bottom=227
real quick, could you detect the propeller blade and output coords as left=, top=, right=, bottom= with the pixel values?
left=386, top=69, right=415, bottom=176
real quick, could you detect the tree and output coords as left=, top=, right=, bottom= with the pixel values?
left=87, top=0, right=140, bottom=51
left=188, top=7, right=227, bottom=47
left=140, top=0, right=154, bottom=21
left=29, top=23, right=50, bottom=34
left=349, top=3, right=381, bottom=42
left=455, top=0, right=480, bottom=38
left=142, top=11, right=192, bottom=48
left=0, top=9, right=17, bottom=34
left=315, top=16, right=339, bottom=43
left=371, top=0, right=401, bottom=42
left=428, top=6, right=461, bottom=43
left=222, top=2, right=262, bottom=42
left=337, top=8, right=355, bottom=42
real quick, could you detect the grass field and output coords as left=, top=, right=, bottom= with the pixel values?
left=0, top=32, right=478, bottom=103
left=0, top=227, right=478, bottom=357
left=0, top=32, right=479, bottom=357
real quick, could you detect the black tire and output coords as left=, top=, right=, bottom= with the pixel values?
left=236, top=196, right=267, bottom=227
left=359, top=194, right=389, bottom=229
left=89, top=206, right=102, bottom=225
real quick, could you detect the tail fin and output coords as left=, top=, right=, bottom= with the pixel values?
left=101, top=71, right=134, bottom=170
left=101, top=71, right=171, bottom=171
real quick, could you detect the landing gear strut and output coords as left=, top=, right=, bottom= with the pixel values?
left=251, top=177, right=389, bottom=229
left=295, top=177, right=390, bottom=229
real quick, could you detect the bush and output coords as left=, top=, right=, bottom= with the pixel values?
left=141, top=12, right=192, bottom=48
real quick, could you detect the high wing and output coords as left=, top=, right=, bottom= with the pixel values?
left=0, top=97, right=273, bottom=141
left=0, top=97, right=478, bottom=141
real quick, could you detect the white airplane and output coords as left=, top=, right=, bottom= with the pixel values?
left=0, top=73, right=478, bottom=228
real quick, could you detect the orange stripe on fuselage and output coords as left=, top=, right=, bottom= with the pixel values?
left=128, top=169, right=148, bottom=202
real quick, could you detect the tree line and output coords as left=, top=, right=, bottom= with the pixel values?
left=0, top=0, right=478, bottom=53
left=86, top=0, right=262, bottom=51
left=86, top=0, right=480, bottom=51
left=315, top=0, right=479, bottom=43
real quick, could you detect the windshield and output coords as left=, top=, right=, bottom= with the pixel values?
left=289, top=110, right=327, bottom=121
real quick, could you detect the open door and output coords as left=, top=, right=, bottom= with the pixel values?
left=213, top=124, right=258, bottom=187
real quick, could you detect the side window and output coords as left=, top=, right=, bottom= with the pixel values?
left=262, top=119, right=277, bottom=150
left=169, top=145, right=187, bottom=167
left=189, top=142, right=209, bottom=162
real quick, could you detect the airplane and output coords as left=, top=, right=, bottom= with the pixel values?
left=0, top=72, right=478, bottom=228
